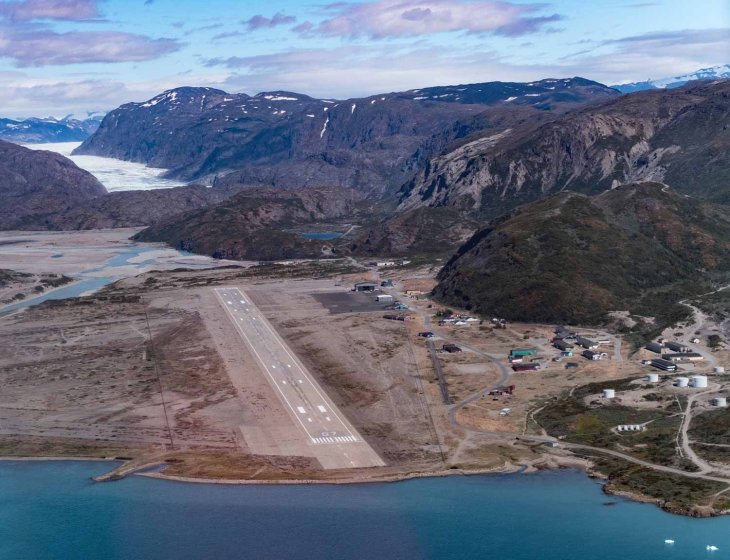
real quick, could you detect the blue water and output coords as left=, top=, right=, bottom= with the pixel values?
left=0, top=463, right=728, bottom=560
left=0, top=246, right=202, bottom=317
left=302, top=232, right=343, bottom=240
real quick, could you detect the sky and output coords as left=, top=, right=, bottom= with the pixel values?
left=0, top=0, right=728, bottom=117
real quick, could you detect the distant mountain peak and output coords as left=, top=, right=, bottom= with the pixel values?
left=612, top=64, right=730, bottom=93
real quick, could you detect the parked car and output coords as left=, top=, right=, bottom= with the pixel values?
left=418, top=331, right=435, bottom=338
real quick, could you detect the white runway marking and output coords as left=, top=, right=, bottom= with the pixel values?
left=213, top=286, right=384, bottom=468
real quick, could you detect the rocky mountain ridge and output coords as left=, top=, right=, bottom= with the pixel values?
left=399, top=80, right=730, bottom=219
left=74, top=78, right=618, bottom=196
left=0, top=116, right=102, bottom=143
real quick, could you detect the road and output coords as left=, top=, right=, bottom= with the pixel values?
left=214, top=287, right=384, bottom=469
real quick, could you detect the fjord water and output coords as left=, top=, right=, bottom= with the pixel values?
left=1, top=462, right=729, bottom=560
left=23, top=142, right=184, bottom=192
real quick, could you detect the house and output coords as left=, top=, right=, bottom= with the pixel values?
left=443, top=343, right=462, bottom=353
left=488, top=385, right=515, bottom=396
left=662, top=352, right=704, bottom=363
left=665, top=341, right=690, bottom=353
left=383, top=314, right=407, bottom=321
left=354, top=282, right=377, bottom=292
left=576, top=337, right=598, bottom=350
left=554, top=340, right=574, bottom=351
left=583, top=350, right=607, bottom=361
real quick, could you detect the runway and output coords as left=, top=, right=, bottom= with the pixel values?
left=214, top=287, right=384, bottom=469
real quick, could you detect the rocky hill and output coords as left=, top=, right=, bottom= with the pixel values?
left=400, top=80, right=730, bottom=219
left=0, top=116, right=102, bottom=143
left=74, top=79, right=617, bottom=196
left=132, top=187, right=363, bottom=261
left=0, top=141, right=107, bottom=230
left=434, top=183, right=730, bottom=326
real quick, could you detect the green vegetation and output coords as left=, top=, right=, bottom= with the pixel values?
left=536, top=377, right=691, bottom=470
left=585, top=455, right=730, bottom=515
left=436, top=184, right=730, bottom=331
left=688, top=408, right=730, bottom=446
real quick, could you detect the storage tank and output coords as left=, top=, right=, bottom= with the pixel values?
left=602, top=388, right=616, bottom=399
left=691, top=375, right=708, bottom=388
left=675, top=377, right=689, bottom=388
left=715, top=366, right=725, bottom=374
left=711, top=397, right=728, bottom=407
left=646, top=373, right=660, bottom=383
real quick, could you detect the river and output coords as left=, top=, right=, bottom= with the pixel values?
left=0, top=462, right=728, bottom=560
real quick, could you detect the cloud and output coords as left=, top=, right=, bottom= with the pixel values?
left=0, top=25, right=181, bottom=66
left=206, top=25, right=730, bottom=98
left=0, top=70, right=232, bottom=117
left=0, top=0, right=101, bottom=21
left=297, top=0, right=561, bottom=38
left=243, top=12, right=296, bottom=31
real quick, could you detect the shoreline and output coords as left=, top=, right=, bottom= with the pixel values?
left=0, top=451, right=727, bottom=517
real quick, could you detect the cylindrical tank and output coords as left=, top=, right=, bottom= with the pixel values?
left=675, top=377, right=689, bottom=388
left=691, top=375, right=708, bottom=388
left=647, top=373, right=660, bottom=383
left=715, top=366, right=725, bottom=374
left=712, top=397, right=728, bottom=407
left=603, top=388, right=616, bottom=399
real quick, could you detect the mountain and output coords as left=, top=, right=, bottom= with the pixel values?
left=29, top=183, right=246, bottom=231
left=612, top=64, right=730, bottom=93
left=399, top=79, right=730, bottom=219
left=74, top=79, right=618, bottom=196
left=0, top=140, right=106, bottom=230
left=132, top=187, right=363, bottom=261
left=0, top=115, right=103, bottom=143
left=434, top=183, right=730, bottom=327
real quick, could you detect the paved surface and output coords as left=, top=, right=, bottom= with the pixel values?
left=214, top=287, right=384, bottom=469
left=312, top=291, right=392, bottom=315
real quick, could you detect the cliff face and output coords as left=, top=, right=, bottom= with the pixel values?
left=434, top=183, right=730, bottom=326
left=74, top=79, right=617, bottom=196
left=0, top=140, right=107, bottom=230
left=400, top=80, right=730, bottom=218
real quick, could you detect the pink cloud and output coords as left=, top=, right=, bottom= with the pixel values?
left=0, top=0, right=101, bottom=21
left=0, top=26, right=181, bottom=66
left=302, top=0, right=561, bottom=38
left=243, top=12, right=296, bottom=31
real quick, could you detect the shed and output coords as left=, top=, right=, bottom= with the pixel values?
left=376, top=294, right=394, bottom=302
left=650, top=358, right=677, bottom=371
left=443, top=343, right=463, bottom=353
left=645, top=342, right=663, bottom=354
left=354, top=282, right=377, bottom=292
left=665, top=341, right=690, bottom=353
